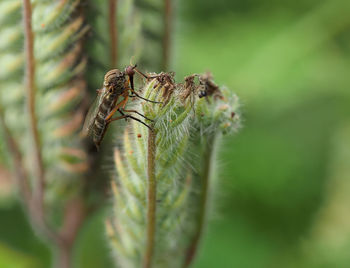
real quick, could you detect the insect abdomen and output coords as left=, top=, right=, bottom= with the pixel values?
left=92, top=92, right=117, bottom=146
left=93, top=113, right=106, bottom=144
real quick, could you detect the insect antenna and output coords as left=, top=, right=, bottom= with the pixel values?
left=133, top=66, right=149, bottom=79
left=134, top=66, right=160, bottom=80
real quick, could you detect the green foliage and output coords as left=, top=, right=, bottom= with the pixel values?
left=176, top=1, right=350, bottom=267
left=0, top=242, right=38, bottom=268
left=300, top=122, right=350, bottom=268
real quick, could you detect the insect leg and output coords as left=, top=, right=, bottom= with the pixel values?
left=117, top=108, right=128, bottom=122
left=133, top=67, right=148, bottom=79
left=129, top=89, right=162, bottom=104
left=109, top=114, right=152, bottom=130
left=121, top=94, right=129, bottom=109
left=105, top=96, right=129, bottom=121
left=119, top=108, right=154, bottom=122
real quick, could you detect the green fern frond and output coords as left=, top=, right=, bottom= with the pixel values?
left=31, top=0, right=89, bottom=180
left=0, top=0, right=25, bottom=164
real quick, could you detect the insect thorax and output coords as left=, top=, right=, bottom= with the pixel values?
left=104, top=69, right=127, bottom=94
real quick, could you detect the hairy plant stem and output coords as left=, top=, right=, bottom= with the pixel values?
left=162, top=0, right=172, bottom=71
left=1, top=104, right=65, bottom=264
left=55, top=243, right=72, bottom=268
left=54, top=198, right=86, bottom=268
left=22, top=0, right=45, bottom=215
left=1, top=105, right=63, bottom=266
left=184, top=136, right=216, bottom=267
left=109, top=0, right=118, bottom=67
left=144, top=127, right=157, bottom=268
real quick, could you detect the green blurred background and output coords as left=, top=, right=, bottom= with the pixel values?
left=1, top=0, right=350, bottom=267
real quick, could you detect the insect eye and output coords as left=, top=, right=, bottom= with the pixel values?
left=199, top=90, right=207, bottom=98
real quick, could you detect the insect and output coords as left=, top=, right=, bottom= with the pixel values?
left=82, top=65, right=159, bottom=149
left=198, top=72, right=224, bottom=100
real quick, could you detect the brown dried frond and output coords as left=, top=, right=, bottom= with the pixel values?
left=180, top=74, right=198, bottom=103
left=152, top=72, right=176, bottom=105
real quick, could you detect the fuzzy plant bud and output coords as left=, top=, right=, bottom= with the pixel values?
left=106, top=71, right=240, bottom=268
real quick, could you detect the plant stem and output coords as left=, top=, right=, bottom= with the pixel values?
left=53, top=197, right=86, bottom=268
left=183, top=136, right=215, bottom=267
left=54, top=242, right=73, bottom=268
left=109, top=0, right=118, bottom=67
left=22, top=0, right=45, bottom=215
left=162, top=0, right=172, bottom=71
left=144, top=128, right=157, bottom=268
left=1, top=102, right=62, bottom=264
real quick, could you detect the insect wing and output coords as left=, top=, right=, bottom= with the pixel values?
left=82, top=88, right=107, bottom=137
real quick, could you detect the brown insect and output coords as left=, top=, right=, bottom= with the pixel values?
left=198, top=72, right=224, bottom=100
left=82, top=65, right=159, bottom=149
